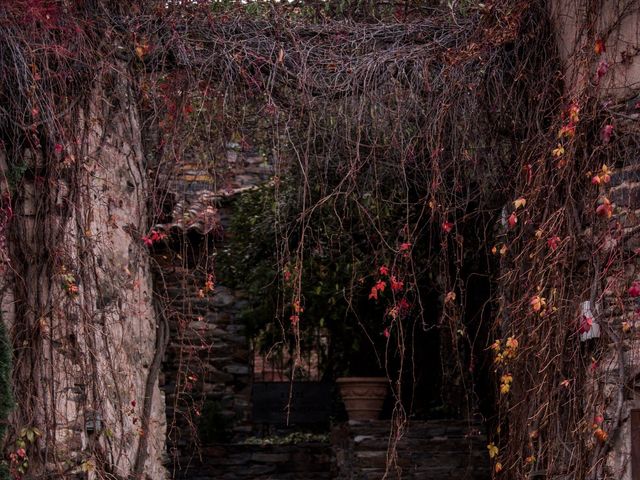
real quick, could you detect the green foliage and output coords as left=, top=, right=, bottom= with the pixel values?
left=217, top=185, right=281, bottom=339
left=217, top=180, right=415, bottom=377
left=243, top=432, right=329, bottom=445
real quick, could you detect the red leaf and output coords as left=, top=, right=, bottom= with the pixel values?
left=578, top=315, right=593, bottom=334
left=508, top=212, right=517, bottom=228
left=379, top=265, right=389, bottom=276
left=601, top=124, right=614, bottom=144
left=596, top=197, right=613, bottom=218
left=629, top=283, right=640, bottom=297
left=596, top=60, right=609, bottom=79
left=390, top=276, right=404, bottom=293
left=369, top=280, right=386, bottom=300
left=442, top=221, right=453, bottom=233
left=398, top=298, right=411, bottom=312
left=558, top=123, right=576, bottom=138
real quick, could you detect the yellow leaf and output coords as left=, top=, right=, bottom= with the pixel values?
left=487, top=443, right=499, bottom=459
left=530, top=295, right=546, bottom=312
left=500, top=373, right=513, bottom=384
left=513, top=197, right=526, bottom=209
left=552, top=144, right=565, bottom=157
left=81, top=460, right=95, bottom=473
left=500, top=382, right=510, bottom=394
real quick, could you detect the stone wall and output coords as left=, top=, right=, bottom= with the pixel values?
left=597, top=156, right=640, bottom=479
left=0, top=75, right=167, bottom=478
left=151, top=143, right=273, bottom=475
left=332, top=420, right=489, bottom=480
left=176, top=442, right=334, bottom=480
left=161, top=416, right=489, bottom=480
left=153, top=247, right=252, bottom=475
left=543, top=3, right=640, bottom=477
left=152, top=144, right=493, bottom=479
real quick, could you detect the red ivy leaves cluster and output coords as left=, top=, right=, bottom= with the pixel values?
left=369, top=266, right=404, bottom=300
left=141, top=229, right=167, bottom=246
left=370, top=262, right=412, bottom=339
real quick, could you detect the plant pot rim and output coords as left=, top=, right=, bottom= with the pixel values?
left=336, top=376, right=388, bottom=383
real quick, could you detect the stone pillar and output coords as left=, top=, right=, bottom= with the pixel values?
left=1, top=74, right=167, bottom=478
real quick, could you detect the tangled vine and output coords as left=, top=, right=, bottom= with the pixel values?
left=0, top=0, right=639, bottom=479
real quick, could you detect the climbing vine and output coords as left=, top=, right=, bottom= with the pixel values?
left=0, top=0, right=638, bottom=478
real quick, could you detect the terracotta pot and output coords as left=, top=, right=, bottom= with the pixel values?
left=337, top=377, right=388, bottom=421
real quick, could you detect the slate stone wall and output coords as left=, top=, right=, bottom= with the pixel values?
left=175, top=442, right=334, bottom=480
left=152, top=246, right=252, bottom=475
left=332, top=420, right=489, bottom=480
left=152, top=144, right=491, bottom=479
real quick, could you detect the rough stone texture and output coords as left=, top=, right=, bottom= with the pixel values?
left=332, top=420, right=490, bottom=480
left=151, top=142, right=274, bottom=477
left=174, top=442, right=334, bottom=480
left=0, top=77, right=167, bottom=478
left=551, top=0, right=640, bottom=102
left=598, top=161, right=640, bottom=480
left=164, top=420, right=489, bottom=480
left=152, top=148, right=492, bottom=479
left=153, top=250, right=252, bottom=477
left=548, top=3, right=640, bottom=477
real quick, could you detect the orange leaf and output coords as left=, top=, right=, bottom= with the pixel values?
left=530, top=295, right=546, bottom=312
left=513, top=197, right=526, bottom=209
